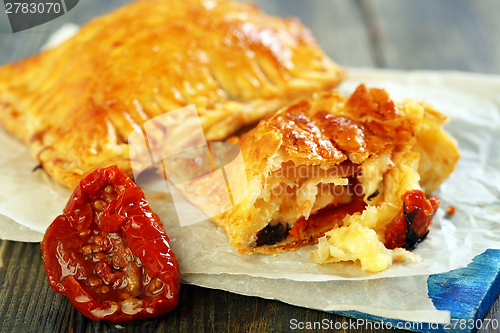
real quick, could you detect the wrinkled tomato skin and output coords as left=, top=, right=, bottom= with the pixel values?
left=384, top=190, right=440, bottom=250
left=289, top=199, right=366, bottom=240
left=41, top=166, right=181, bottom=323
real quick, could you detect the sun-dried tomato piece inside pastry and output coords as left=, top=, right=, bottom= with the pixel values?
left=0, top=0, right=345, bottom=190
left=177, top=85, right=459, bottom=270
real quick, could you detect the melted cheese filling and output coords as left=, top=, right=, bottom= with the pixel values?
left=310, top=152, right=423, bottom=272
left=311, top=221, right=419, bottom=273
left=251, top=150, right=419, bottom=272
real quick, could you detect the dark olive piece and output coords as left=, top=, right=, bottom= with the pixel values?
left=367, top=189, right=380, bottom=201
left=255, top=223, right=289, bottom=247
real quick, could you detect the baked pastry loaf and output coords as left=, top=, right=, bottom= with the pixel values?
left=177, top=85, right=459, bottom=272
left=0, top=0, right=344, bottom=189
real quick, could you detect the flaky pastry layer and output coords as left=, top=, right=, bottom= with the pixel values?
left=177, top=85, right=459, bottom=271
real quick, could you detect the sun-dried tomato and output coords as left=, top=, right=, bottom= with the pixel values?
left=41, top=166, right=180, bottom=323
left=384, top=189, right=440, bottom=250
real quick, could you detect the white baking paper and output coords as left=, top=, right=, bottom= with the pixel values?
left=182, top=273, right=450, bottom=323
left=1, top=25, right=500, bottom=322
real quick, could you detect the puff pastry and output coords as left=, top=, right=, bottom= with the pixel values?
left=177, top=85, right=459, bottom=271
left=0, top=0, right=344, bottom=189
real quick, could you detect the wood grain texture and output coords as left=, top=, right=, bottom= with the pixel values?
left=368, top=0, right=500, bottom=74
left=1, top=241, right=497, bottom=332
left=248, top=0, right=376, bottom=67
left=429, top=250, right=500, bottom=333
left=0, top=0, right=132, bottom=64
left=0, top=241, right=411, bottom=333
left=1, top=1, right=500, bottom=332
left=334, top=249, right=500, bottom=333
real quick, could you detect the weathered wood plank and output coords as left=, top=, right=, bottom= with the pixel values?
left=367, top=0, right=500, bottom=74
left=0, top=240, right=412, bottom=332
left=247, top=0, right=375, bottom=67
left=0, top=0, right=131, bottom=65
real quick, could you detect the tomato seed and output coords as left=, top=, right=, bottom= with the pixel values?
left=104, top=185, right=116, bottom=202
left=88, top=277, right=103, bottom=287
left=100, top=286, right=111, bottom=294
left=93, top=245, right=104, bottom=252
left=108, top=301, right=119, bottom=312
left=122, top=297, right=138, bottom=306
left=148, top=278, right=164, bottom=294
left=93, top=200, right=107, bottom=212
left=81, top=245, right=93, bottom=256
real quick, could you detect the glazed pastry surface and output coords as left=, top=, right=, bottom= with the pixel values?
left=0, top=0, right=344, bottom=189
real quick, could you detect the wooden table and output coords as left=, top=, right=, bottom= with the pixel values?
left=1, top=1, right=499, bottom=332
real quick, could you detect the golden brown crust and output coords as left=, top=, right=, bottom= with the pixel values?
left=178, top=85, right=459, bottom=254
left=413, top=103, right=460, bottom=195
left=0, top=0, right=345, bottom=189
left=258, top=84, right=419, bottom=166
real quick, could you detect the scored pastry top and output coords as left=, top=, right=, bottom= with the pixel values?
left=238, top=84, right=424, bottom=175
left=0, top=0, right=344, bottom=189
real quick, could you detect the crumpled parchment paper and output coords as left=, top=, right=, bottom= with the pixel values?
left=1, top=24, right=500, bottom=322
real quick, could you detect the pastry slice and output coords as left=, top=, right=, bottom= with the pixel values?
left=176, top=84, right=459, bottom=271
left=0, top=0, right=344, bottom=189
